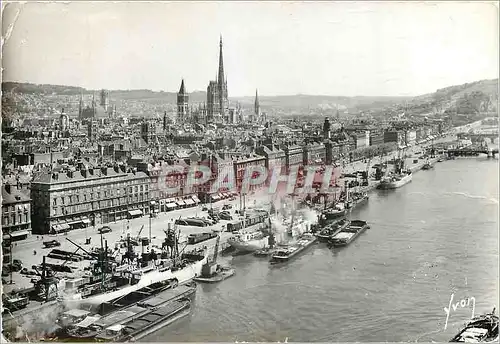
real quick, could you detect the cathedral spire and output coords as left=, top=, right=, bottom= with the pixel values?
left=179, top=79, right=186, bottom=94
left=254, top=89, right=260, bottom=116
left=218, top=35, right=225, bottom=87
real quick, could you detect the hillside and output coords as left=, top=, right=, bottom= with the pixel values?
left=2, top=79, right=498, bottom=115
left=401, top=79, right=498, bottom=115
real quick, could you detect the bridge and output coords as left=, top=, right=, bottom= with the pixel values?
left=456, top=131, right=499, bottom=143
left=447, top=146, right=498, bottom=158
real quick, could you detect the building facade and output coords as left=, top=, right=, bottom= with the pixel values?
left=2, top=183, right=31, bottom=242
left=31, top=166, right=151, bottom=235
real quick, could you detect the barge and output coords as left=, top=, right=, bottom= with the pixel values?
left=63, top=283, right=196, bottom=341
left=269, top=233, right=317, bottom=265
left=328, top=220, right=370, bottom=247
left=94, top=299, right=191, bottom=342
left=316, top=218, right=350, bottom=242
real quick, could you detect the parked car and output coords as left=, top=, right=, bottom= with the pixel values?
left=222, top=204, right=233, bottom=210
left=43, top=240, right=61, bottom=248
left=202, top=206, right=209, bottom=211
left=98, top=226, right=112, bottom=234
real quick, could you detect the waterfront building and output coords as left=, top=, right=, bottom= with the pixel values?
left=206, top=36, right=229, bottom=123
left=233, top=154, right=267, bottom=194
left=30, top=165, right=151, bottom=235
left=1, top=182, right=31, bottom=242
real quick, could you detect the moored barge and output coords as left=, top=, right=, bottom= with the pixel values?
left=328, top=220, right=370, bottom=247
left=269, top=233, right=317, bottom=265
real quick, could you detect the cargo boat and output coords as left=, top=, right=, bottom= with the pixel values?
left=377, top=170, right=412, bottom=189
left=227, top=230, right=270, bottom=253
left=328, top=220, right=369, bottom=247
left=450, top=308, right=499, bottom=342
left=94, top=299, right=191, bottom=342
left=270, top=233, right=317, bottom=264
left=64, top=284, right=196, bottom=341
left=316, top=218, right=350, bottom=242
left=59, top=232, right=206, bottom=307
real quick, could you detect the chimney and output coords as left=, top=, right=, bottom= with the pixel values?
left=101, top=167, right=108, bottom=175
left=81, top=168, right=87, bottom=178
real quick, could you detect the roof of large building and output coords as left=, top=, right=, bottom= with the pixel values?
left=32, top=166, right=148, bottom=185
left=2, top=183, right=30, bottom=205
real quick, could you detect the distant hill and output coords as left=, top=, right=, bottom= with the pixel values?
left=404, top=79, right=498, bottom=115
left=2, top=79, right=498, bottom=114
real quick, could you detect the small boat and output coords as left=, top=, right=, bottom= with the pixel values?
left=422, top=160, right=434, bottom=170
left=193, top=265, right=235, bottom=283
left=270, top=233, right=317, bottom=264
left=328, top=220, right=370, bottom=247
left=450, top=308, right=499, bottom=342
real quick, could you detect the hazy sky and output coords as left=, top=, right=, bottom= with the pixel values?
left=2, top=1, right=498, bottom=97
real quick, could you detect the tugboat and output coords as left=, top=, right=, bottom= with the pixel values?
left=450, top=307, right=498, bottom=342
left=193, top=234, right=235, bottom=283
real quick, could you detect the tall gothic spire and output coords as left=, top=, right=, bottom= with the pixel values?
left=218, top=35, right=225, bottom=87
left=179, top=79, right=186, bottom=94
left=254, top=89, right=260, bottom=115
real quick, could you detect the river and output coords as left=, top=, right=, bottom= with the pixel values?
left=144, top=157, right=498, bottom=342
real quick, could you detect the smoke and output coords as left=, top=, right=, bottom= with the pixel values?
left=300, top=207, right=320, bottom=225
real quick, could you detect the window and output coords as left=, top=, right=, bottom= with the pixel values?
left=11, top=214, right=15, bottom=224
left=18, top=214, right=22, bottom=223
left=24, top=214, right=28, bottom=223
left=53, top=198, right=57, bottom=206
left=3, top=217, right=8, bottom=226
left=134, top=186, right=138, bottom=193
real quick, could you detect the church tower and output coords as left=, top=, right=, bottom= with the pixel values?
left=78, top=93, right=83, bottom=119
left=163, top=111, right=168, bottom=130
left=177, top=79, right=189, bottom=123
